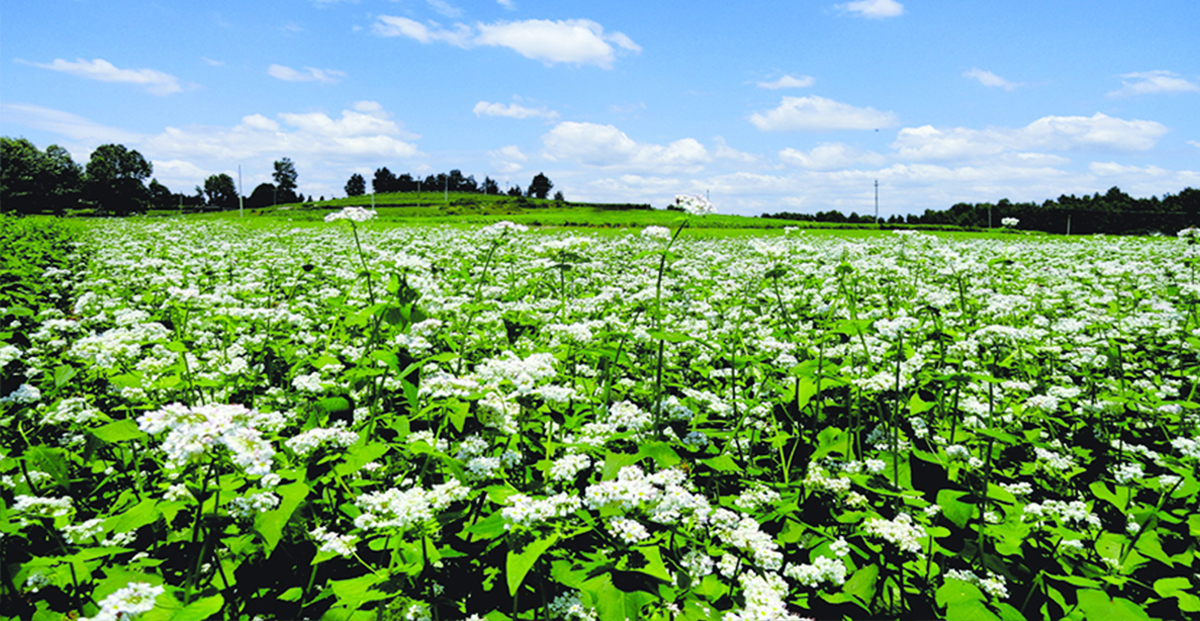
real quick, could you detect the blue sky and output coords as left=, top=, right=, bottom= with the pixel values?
left=2, top=0, right=1197, bottom=216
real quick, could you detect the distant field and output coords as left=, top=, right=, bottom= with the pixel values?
left=155, top=191, right=1011, bottom=236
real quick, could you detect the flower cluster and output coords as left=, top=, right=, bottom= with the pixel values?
left=324, top=206, right=378, bottom=223
left=137, top=403, right=277, bottom=476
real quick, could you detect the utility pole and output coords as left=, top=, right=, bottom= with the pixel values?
left=874, top=179, right=879, bottom=224
left=444, top=175, right=448, bottom=205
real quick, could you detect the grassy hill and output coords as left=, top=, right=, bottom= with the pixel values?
left=176, top=191, right=972, bottom=232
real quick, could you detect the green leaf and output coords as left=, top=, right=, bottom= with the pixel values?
left=25, top=446, right=70, bottom=488
left=842, top=563, right=878, bottom=606
left=937, top=579, right=985, bottom=606
left=811, top=426, right=848, bottom=460
left=1090, top=480, right=1127, bottom=512
left=633, top=546, right=672, bottom=583
left=937, top=489, right=976, bottom=529
left=1075, top=589, right=1151, bottom=621
left=945, top=600, right=1000, bottom=621
left=278, top=587, right=304, bottom=602
left=601, top=451, right=641, bottom=480
left=328, top=573, right=388, bottom=606
left=647, top=329, right=690, bottom=344
left=92, top=419, right=146, bottom=443
left=701, top=454, right=739, bottom=473
left=254, top=481, right=309, bottom=555
left=1154, top=577, right=1191, bottom=598
left=507, top=531, right=559, bottom=596
left=107, top=497, right=161, bottom=532
left=334, top=443, right=387, bottom=477
left=54, top=365, right=78, bottom=388
left=169, top=594, right=224, bottom=621
left=586, top=574, right=653, bottom=621
left=636, top=442, right=680, bottom=468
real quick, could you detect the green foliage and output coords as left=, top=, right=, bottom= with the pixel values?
left=84, top=143, right=153, bottom=215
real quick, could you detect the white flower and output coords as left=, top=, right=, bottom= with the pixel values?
left=310, top=525, right=358, bottom=557
left=80, top=581, right=163, bottom=621
left=325, top=206, right=378, bottom=223
left=675, top=194, right=715, bottom=216
left=864, top=513, right=926, bottom=555
left=1001, top=217, right=1020, bottom=228
left=608, top=517, right=651, bottom=544
left=641, top=226, right=671, bottom=241
left=1, top=383, right=41, bottom=404
left=784, top=554, right=846, bottom=587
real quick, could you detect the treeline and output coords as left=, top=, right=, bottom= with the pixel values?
left=349, top=168, right=561, bottom=201
left=1, top=136, right=565, bottom=215
left=764, top=186, right=1200, bottom=234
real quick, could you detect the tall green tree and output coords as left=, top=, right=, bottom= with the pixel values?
left=1, top=137, right=48, bottom=214
left=147, top=179, right=174, bottom=210
left=84, top=143, right=152, bottom=215
left=527, top=172, right=553, bottom=199
left=372, top=167, right=396, bottom=194
left=345, top=173, right=366, bottom=197
left=42, top=145, right=83, bottom=214
left=203, top=173, right=239, bottom=209
left=273, top=157, right=298, bottom=203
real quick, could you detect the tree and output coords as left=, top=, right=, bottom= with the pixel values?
left=1, top=137, right=48, bottom=214
left=483, top=177, right=499, bottom=195
left=507, top=185, right=523, bottom=197
left=528, top=172, right=553, bottom=199
left=373, top=167, right=396, bottom=194
left=553, top=190, right=564, bottom=202
left=273, top=158, right=298, bottom=203
left=345, top=173, right=366, bottom=197
left=42, top=145, right=83, bottom=214
left=203, top=173, right=239, bottom=209
left=147, top=179, right=174, bottom=210
left=84, top=143, right=153, bottom=215
left=246, top=183, right=276, bottom=209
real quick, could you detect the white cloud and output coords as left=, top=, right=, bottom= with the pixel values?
left=372, top=16, right=472, bottom=47
left=713, top=137, right=759, bottom=164
left=1108, top=70, right=1200, bottom=97
left=756, top=75, right=815, bottom=90
left=268, top=64, right=346, bottom=84
left=836, top=0, right=904, bottom=19
left=373, top=16, right=640, bottom=68
left=475, top=19, right=641, bottom=68
left=1088, top=162, right=1170, bottom=177
left=25, top=58, right=183, bottom=95
left=749, top=96, right=898, bottom=131
left=473, top=100, right=559, bottom=120
left=892, top=113, right=1169, bottom=161
left=541, top=122, right=711, bottom=173
left=489, top=145, right=527, bottom=174
left=780, top=143, right=886, bottom=169
left=202, top=57, right=225, bottom=66
left=963, top=68, right=1021, bottom=91
left=0, top=102, right=141, bottom=144
left=140, top=100, right=419, bottom=164
left=426, top=0, right=462, bottom=18
left=497, top=0, right=515, bottom=9
left=1190, top=140, right=1200, bottom=150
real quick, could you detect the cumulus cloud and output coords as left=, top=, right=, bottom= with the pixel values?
left=779, top=143, right=886, bottom=169
left=473, top=100, right=559, bottom=120
left=268, top=64, right=346, bottom=83
left=963, top=68, right=1021, bottom=91
left=24, top=57, right=184, bottom=95
left=836, top=0, right=904, bottom=19
left=756, top=75, right=816, bottom=90
left=892, top=113, right=1169, bottom=161
left=141, top=100, right=419, bottom=162
left=749, top=96, right=898, bottom=131
left=1108, top=70, right=1200, bottom=97
left=541, top=122, right=711, bottom=173
left=372, top=16, right=640, bottom=68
